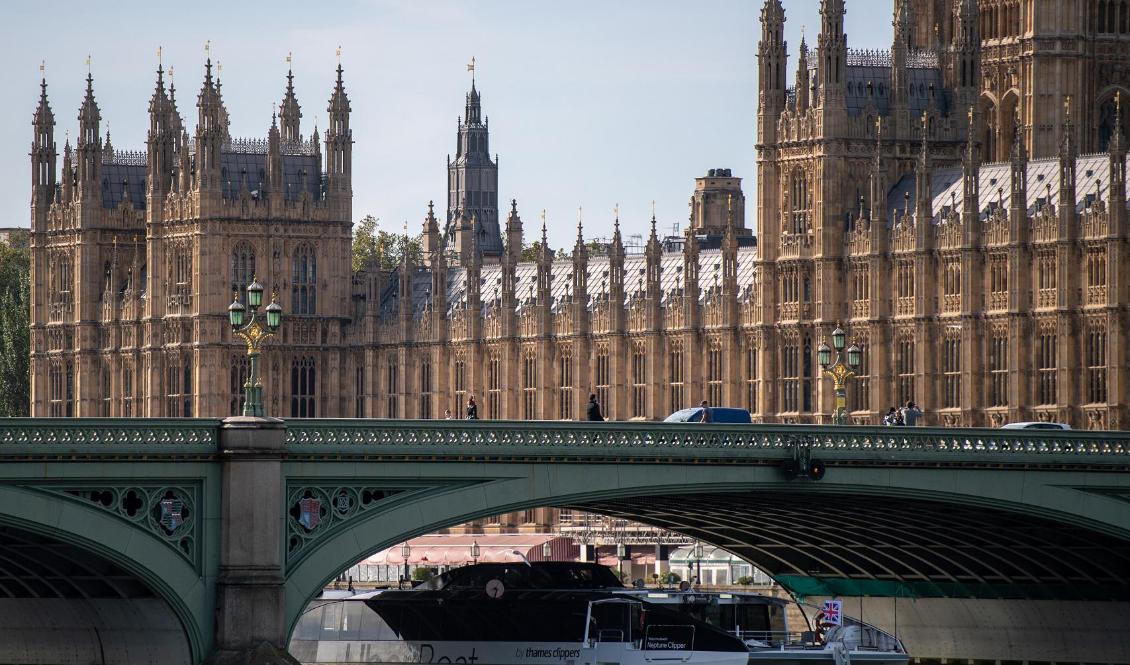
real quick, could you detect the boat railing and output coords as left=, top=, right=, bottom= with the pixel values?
left=738, top=629, right=904, bottom=653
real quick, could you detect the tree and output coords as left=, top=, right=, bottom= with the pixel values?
left=520, top=240, right=555, bottom=263
left=0, top=244, right=30, bottom=417
left=352, top=215, right=424, bottom=272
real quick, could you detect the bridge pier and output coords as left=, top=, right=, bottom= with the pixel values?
left=209, top=417, right=294, bottom=665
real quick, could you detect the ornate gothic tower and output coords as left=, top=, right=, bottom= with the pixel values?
left=447, top=76, right=502, bottom=262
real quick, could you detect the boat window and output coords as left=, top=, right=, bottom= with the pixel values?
left=339, top=602, right=364, bottom=641
left=292, top=606, right=324, bottom=641
left=358, top=604, right=400, bottom=641
left=591, top=602, right=630, bottom=642
left=320, top=603, right=341, bottom=640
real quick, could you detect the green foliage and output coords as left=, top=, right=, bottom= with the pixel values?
left=663, top=571, right=682, bottom=584
left=0, top=244, right=30, bottom=417
left=352, top=215, right=424, bottom=272
left=736, top=575, right=755, bottom=586
left=520, top=241, right=556, bottom=263
left=411, top=567, right=436, bottom=582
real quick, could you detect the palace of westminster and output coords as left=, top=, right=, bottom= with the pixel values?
left=27, top=0, right=1130, bottom=431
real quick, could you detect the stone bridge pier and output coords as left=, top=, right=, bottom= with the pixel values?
left=209, top=418, right=290, bottom=665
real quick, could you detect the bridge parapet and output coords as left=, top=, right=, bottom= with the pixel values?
left=284, top=420, right=1130, bottom=466
left=0, top=418, right=222, bottom=457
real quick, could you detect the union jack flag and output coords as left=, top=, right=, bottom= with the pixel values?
left=821, top=600, right=843, bottom=627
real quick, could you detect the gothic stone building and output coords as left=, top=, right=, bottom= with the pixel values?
left=29, top=0, right=1130, bottom=430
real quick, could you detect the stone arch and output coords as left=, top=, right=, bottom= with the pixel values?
left=978, top=92, right=998, bottom=162
left=1094, top=85, right=1130, bottom=152
left=998, top=89, right=1021, bottom=161
left=282, top=461, right=1130, bottom=638
left=0, top=485, right=208, bottom=664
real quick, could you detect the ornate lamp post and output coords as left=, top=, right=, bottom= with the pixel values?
left=228, top=278, right=283, bottom=417
left=693, top=540, right=704, bottom=586
left=400, top=542, right=411, bottom=585
left=818, top=325, right=863, bottom=425
left=470, top=539, right=480, bottom=565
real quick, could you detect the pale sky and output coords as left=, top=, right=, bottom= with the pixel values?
left=1, top=0, right=893, bottom=250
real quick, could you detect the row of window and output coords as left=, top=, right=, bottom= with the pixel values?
left=231, top=244, right=317, bottom=315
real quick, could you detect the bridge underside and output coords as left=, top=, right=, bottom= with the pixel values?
left=0, top=524, right=190, bottom=665
left=567, top=491, right=1130, bottom=602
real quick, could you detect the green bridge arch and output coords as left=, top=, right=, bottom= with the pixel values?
left=280, top=458, right=1130, bottom=636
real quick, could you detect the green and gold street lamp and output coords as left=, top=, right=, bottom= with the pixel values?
left=229, top=277, right=283, bottom=417
left=818, top=325, right=862, bottom=425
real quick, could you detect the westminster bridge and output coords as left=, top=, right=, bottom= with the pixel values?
left=0, top=418, right=1127, bottom=665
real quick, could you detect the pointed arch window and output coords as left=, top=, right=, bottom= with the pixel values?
left=230, top=355, right=250, bottom=416
left=292, top=244, right=317, bottom=315
left=231, top=242, right=256, bottom=304
left=291, top=356, right=317, bottom=418
left=631, top=341, right=647, bottom=419
left=522, top=348, right=538, bottom=420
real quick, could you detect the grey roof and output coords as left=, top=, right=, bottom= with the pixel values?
left=886, top=154, right=1123, bottom=223
left=101, top=163, right=148, bottom=210
left=98, top=145, right=322, bottom=210
left=378, top=248, right=760, bottom=322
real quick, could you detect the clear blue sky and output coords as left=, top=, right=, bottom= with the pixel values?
left=1, top=0, right=892, bottom=250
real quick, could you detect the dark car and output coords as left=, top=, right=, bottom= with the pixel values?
left=663, top=407, right=752, bottom=424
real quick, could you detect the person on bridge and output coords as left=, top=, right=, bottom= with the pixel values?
left=699, top=400, right=712, bottom=423
left=587, top=394, right=605, bottom=421
left=902, top=401, right=922, bottom=426
left=466, top=395, right=479, bottom=420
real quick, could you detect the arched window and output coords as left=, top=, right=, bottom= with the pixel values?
left=669, top=342, right=684, bottom=414
left=522, top=349, right=538, bottom=420
left=291, top=356, right=316, bottom=418
left=230, top=355, right=250, bottom=416
left=558, top=347, right=574, bottom=420
left=231, top=242, right=256, bottom=304
left=631, top=341, right=647, bottom=419
left=1097, top=94, right=1123, bottom=152
left=789, top=170, right=811, bottom=234
left=292, top=244, right=317, bottom=315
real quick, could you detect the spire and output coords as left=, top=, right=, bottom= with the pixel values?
left=817, top=0, right=847, bottom=105
left=465, top=57, right=482, bottom=125
left=504, top=198, right=523, bottom=264
left=326, top=47, right=353, bottom=206
left=195, top=46, right=225, bottom=191
left=78, top=58, right=100, bottom=146
left=31, top=62, right=56, bottom=202
left=61, top=136, right=73, bottom=202
left=758, top=0, right=788, bottom=141
left=870, top=117, right=885, bottom=224
left=891, top=0, right=911, bottom=110
left=916, top=112, right=933, bottom=224
left=280, top=52, right=302, bottom=143
left=1110, top=92, right=1126, bottom=159
left=962, top=107, right=980, bottom=222
left=795, top=34, right=810, bottom=113
left=76, top=58, right=102, bottom=202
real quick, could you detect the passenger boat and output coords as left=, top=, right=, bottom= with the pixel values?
left=289, top=562, right=751, bottom=665
left=614, top=589, right=908, bottom=664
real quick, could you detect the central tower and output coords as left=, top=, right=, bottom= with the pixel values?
left=447, top=73, right=502, bottom=262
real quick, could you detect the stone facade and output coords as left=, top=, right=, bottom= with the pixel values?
left=28, top=0, right=1130, bottom=430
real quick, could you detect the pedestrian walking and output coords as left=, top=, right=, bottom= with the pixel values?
left=882, top=407, right=899, bottom=426
left=466, top=395, right=479, bottom=420
left=699, top=400, right=712, bottom=423
left=443, top=409, right=452, bottom=420
left=901, top=400, right=922, bottom=426
left=586, top=393, right=605, bottom=421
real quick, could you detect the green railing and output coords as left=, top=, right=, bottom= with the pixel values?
left=0, top=418, right=222, bottom=456
left=284, top=420, right=1130, bottom=463
left=0, top=418, right=1126, bottom=464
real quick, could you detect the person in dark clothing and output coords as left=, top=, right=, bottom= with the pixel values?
left=699, top=400, right=712, bottom=423
left=586, top=394, right=605, bottom=421
left=466, top=395, right=479, bottom=420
